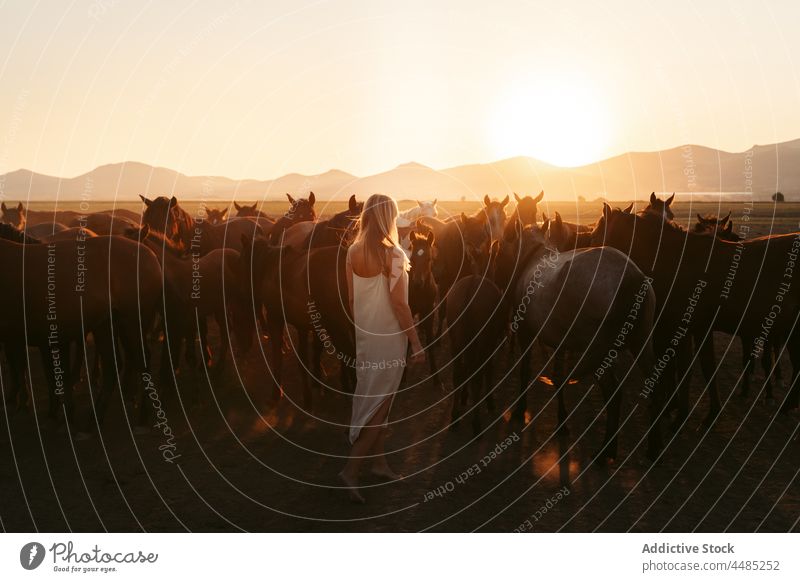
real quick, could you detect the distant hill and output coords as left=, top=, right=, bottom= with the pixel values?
left=2, top=139, right=799, bottom=202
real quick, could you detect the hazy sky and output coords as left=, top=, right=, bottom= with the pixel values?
left=0, top=0, right=798, bottom=179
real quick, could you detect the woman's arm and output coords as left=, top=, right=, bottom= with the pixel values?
left=346, top=247, right=355, bottom=316
left=387, top=249, right=425, bottom=363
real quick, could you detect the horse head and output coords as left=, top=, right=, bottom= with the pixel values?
left=482, top=195, right=510, bottom=241
left=204, top=206, right=228, bottom=225
left=642, top=192, right=675, bottom=222
left=513, top=191, right=543, bottom=227
left=1, top=202, right=26, bottom=229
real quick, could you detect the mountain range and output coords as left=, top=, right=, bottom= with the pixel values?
left=1, top=138, right=798, bottom=202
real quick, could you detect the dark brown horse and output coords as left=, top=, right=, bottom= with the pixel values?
left=642, top=192, right=675, bottom=221
left=140, top=195, right=195, bottom=247
left=593, top=206, right=800, bottom=456
left=234, top=201, right=271, bottom=219
left=68, top=212, right=139, bottom=236
left=204, top=206, right=229, bottom=225
left=511, top=191, right=543, bottom=226
left=544, top=210, right=598, bottom=252
left=240, top=236, right=354, bottom=409
left=0, top=232, right=161, bottom=429
left=269, top=193, right=317, bottom=245
left=447, top=238, right=505, bottom=435
left=1, top=202, right=81, bottom=229
left=282, top=195, right=362, bottom=250
left=692, top=212, right=782, bottom=403
left=408, top=228, right=441, bottom=387
left=125, top=225, right=254, bottom=380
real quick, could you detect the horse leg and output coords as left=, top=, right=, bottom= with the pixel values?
left=213, top=310, right=229, bottom=373
left=296, top=330, right=312, bottom=410
left=781, top=333, right=800, bottom=413
left=471, top=366, right=484, bottom=436
left=763, top=339, right=782, bottom=405
left=553, top=349, right=569, bottom=436
left=449, top=355, right=464, bottom=431
left=698, top=333, right=721, bottom=429
left=739, top=334, right=754, bottom=398
left=424, top=309, right=441, bottom=389
left=594, top=370, right=621, bottom=463
left=669, top=337, right=694, bottom=432
left=513, top=329, right=534, bottom=423
left=3, top=344, right=28, bottom=411
left=197, top=316, right=212, bottom=370
left=267, top=317, right=285, bottom=402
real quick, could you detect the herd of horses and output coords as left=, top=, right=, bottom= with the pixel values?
left=0, top=191, right=798, bottom=464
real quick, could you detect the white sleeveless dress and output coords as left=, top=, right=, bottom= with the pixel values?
left=348, top=246, right=409, bottom=444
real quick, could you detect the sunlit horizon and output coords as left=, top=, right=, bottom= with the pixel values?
left=1, top=0, right=799, bottom=181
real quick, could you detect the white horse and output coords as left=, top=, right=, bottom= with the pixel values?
left=497, top=222, right=657, bottom=463
left=399, top=199, right=438, bottom=256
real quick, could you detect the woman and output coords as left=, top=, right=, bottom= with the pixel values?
left=338, top=194, right=425, bottom=503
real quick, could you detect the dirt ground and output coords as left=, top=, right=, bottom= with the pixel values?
left=0, top=199, right=798, bottom=532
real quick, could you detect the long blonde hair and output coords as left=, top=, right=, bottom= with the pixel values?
left=352, top=194, right=408, bottom=270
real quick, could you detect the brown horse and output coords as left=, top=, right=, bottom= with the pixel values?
left=43, top=227, right=98, bottom=242
left=544, top=210, right=598, bottom=252
left=204, top=206, right=229, bottom=225
left=408, top=228, right=441, bottom=387
left=240, top=236, right=354, bottom=408
left=25, top=222, right=69, bottom=238
left=511, top=191, right=544, bottom=226
left=234, top=201, right=271, bottom=219
left=140, top=194, right=195, bottom=247
left=642, top=192, right=675, bottom=221
left=0, top=232, right=161, bottom=429
left=692, top=212, right=782, bottom=403
left=420, top=211, right=493, bottom=335
left=269, top=193, right=317, bottom=244
left=282, top=195, right=362, bottom=250
left=593, top=206, right=800, bottom=454
left=69, top=212, right=139, bottom=236
left=447, top=238, right=505, bottom=435
left=125, top=225, right=253, bottom=380
left=1, top=202, right=82, bottom=229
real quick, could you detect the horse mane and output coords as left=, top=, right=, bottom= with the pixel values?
left=0, top=222, right=41, bottom=244
left=126, top=226, right=187, bottom=257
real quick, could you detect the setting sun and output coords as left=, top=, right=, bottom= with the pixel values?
left=488, top=75, right=612, bottom=168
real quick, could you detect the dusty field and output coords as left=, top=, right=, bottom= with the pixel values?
left=0, top=199, right=798, bottom=532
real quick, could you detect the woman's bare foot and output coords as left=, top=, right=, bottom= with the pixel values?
left=337, top=471, right=365, bottom=504
left=370, top=463, right=404, bottom=481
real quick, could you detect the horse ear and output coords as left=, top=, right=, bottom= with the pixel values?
left=286, top=193, right=295, bottom=205
left=490, top=239, right=500, bottom=257
left=514, top=192, right=521, bottom=203
left=500, top=194, right=509, bottom=207
left=720, top=211, right=731, bottom=225
left=603, top=202, right=612, bottom=219
left=534, top=190, right=544, bottom=203
left=234, top=201, right=242, bottom=211
left=623, top=202, right=633, bottom=214
left=426, top=230, right=435, bottom=245
left=697, top=213, right=704, bottom=223
left=724, top=221, right=733, bottom=233
left=483, top=195, right=491, bottom=207
left=554, top=211, right=563, bottom=226
left=432, top=198, right=437, bottom=206
left=666, top=193, right=675, bottom=206
left=416, top=200, right=423, bottom=207
left=542, top=212, right=549, bottom=222
left=221, top=208, right=228, bottom=219
left=169, top=196, right=178, bottom=208
left=460, top=212, right=468, bottom=225
left=650, top=192, right=657, bottom=204
left=308, top=192, right=316, bottom=206
left=140, top=194, right=152, bottom=207
left=1, top=202, right=6, bottom=211
left=349, top=194, right=358, bottom=214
